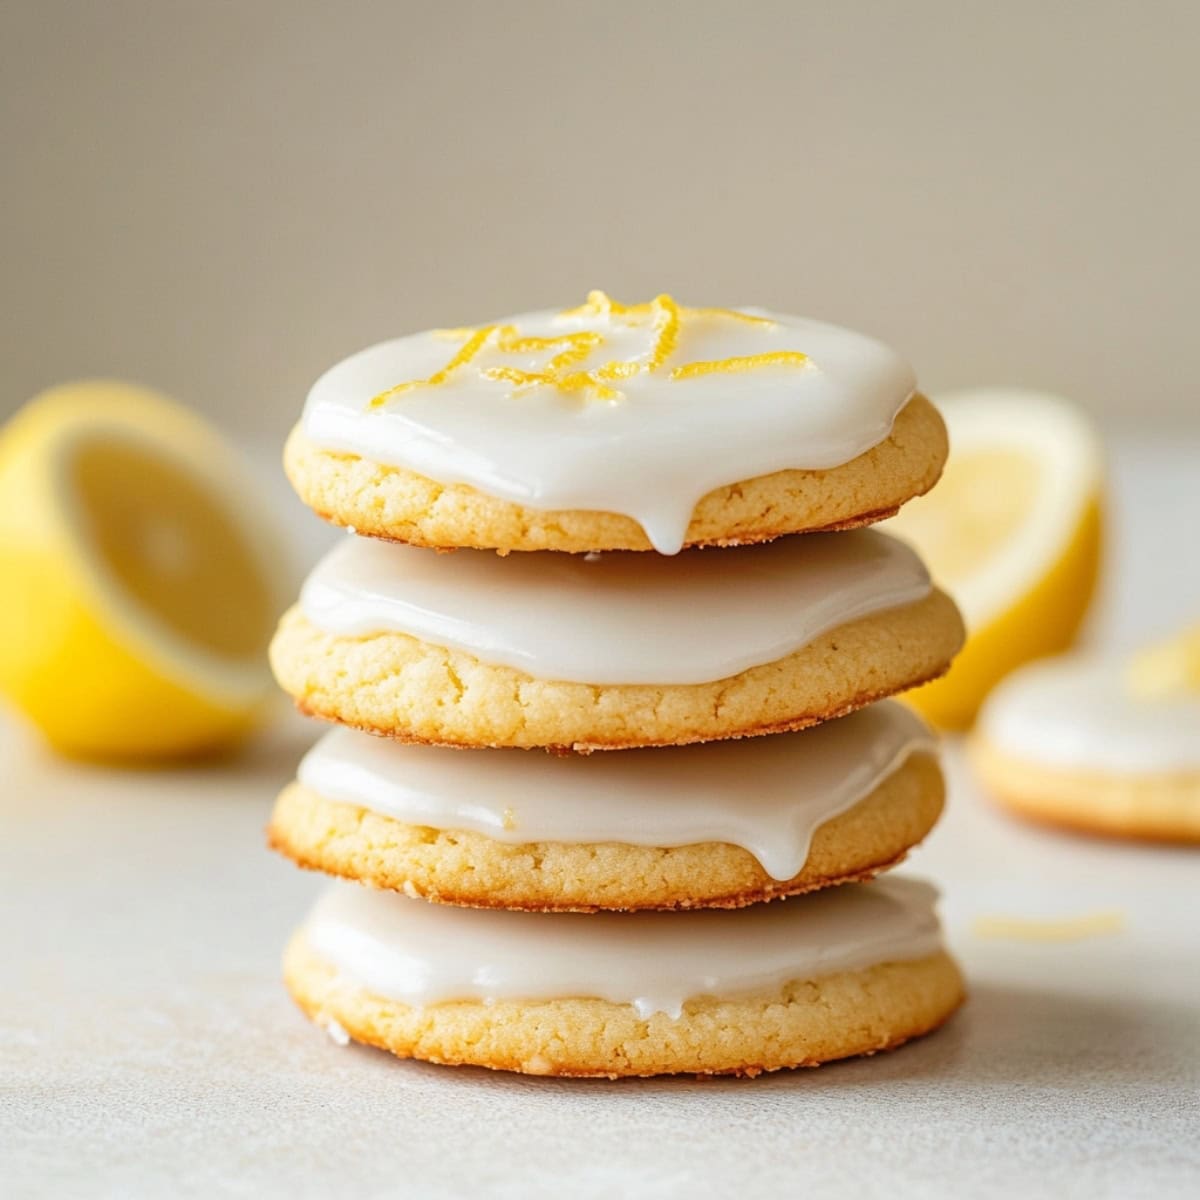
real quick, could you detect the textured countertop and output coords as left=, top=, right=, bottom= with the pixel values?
left=3, top=440, right=1198, bottom=1199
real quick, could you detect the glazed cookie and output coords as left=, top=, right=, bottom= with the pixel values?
left=971, top=654, right=1200, bottom=843
left=268, top=702, right=944, bottom=911
left=269, top=529, right=964, bottom=750
left=285, top=875, right=965, bottom=1077
left=289, top=293, right=946, bottom=555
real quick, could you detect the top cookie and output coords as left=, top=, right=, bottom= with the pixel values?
left=287, top=292, right=946, bottom=555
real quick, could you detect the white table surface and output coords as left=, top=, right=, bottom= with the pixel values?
left=3, top=439, right=1198, bottom=1199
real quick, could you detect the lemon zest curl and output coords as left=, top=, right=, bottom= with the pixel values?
left=369, top=292, right=804, bottom=409
left=670, top=351, right=810, bottom=380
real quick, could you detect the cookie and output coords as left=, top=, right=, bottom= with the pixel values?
left=271, top=592, right=959, bottom=750
left=285, top=394, right=946, bottom=556
left=269, top=529, right=964, bottom=750
left=971, top=654, right=1200, bottom=843
left=290, top=293, right=944, bottom=554
left=284, top=875, right=964, bottom=1077
left=268, top=703, right=944, bottom=910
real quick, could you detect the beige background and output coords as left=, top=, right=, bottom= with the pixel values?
left=3, top=0, right=1198, bottom=437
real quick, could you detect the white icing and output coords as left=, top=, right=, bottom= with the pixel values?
left=980, top=654, right=1200, bottom=773
left=304, top=875, right=944, bottom=1019
left=301, top=305, right=916, bottom=554
left=298, top=702, right=937, bottom=881
left=298, top=528, right=931, bottom=686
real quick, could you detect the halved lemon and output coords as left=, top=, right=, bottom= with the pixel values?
left=883, top=388, right=1104, bottom=729
left=0, top=381, right=288, bottom=760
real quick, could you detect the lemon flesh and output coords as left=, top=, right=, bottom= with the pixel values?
left=894, top=449, right=1040, bottom=587
left=0, top=381, right=286, bottom=761
left=72, top=437, right=274, bottom=660
left=884, top=389, right=1104, bottom=729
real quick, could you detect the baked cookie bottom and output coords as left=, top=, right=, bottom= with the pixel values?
left=970, top=736, right=1200, bottom=844
left=284, top=935, right=964, bottom=1078
left=269, top=588, right=963, bottom=751
left=284, top=395, right=948, bottom=554
left=268, top=751, right=943, bottom=911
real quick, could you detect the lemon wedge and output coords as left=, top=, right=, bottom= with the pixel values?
left=1128, top=622, right=1200, bottom=699
left=883, top=388, right=1104, bottom=729
left=0, top=381, right=288, bottom=760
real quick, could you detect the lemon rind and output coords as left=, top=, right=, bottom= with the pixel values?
left=933, top=388, right=1103, bottom=630
left=7, top=382, right=289, bottom=712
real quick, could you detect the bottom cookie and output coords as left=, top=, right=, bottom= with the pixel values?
left=283, top=877, right=965, bottom=1078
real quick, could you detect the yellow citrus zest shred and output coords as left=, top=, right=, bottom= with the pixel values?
left=559, top=290, right=776, bottom=329
left=670, top=351, right=809, bottom=380
left=370, top=292, right=798, bottom=409
left=369, top=324, right=499, bottom=408
left=559, top=289, right=623, bottom=319
left=971, top=911, right=1126, bottom=941
left=498, top=328, right=602, bottom=357
left=479, top=366, right=545, bottom=389
left=480, top=364, right=618, bottom=401
left=646, top=294, right=682, bottom=371
left=542, top=332, right=605, bottom=372
left=555, top=371, right=619, bottom=402
left=593, top=360, right=644, bottom=382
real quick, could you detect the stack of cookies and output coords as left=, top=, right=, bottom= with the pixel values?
left=269, top=293, right=967, bottom=1077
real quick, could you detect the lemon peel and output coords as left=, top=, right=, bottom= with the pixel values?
left=1127, top=622, right=1200, bottom=700
left=671, top=352, right=809, bottom=380
left=0, top=381, right=287, bottom=760
left=369, top=292, right=799, bottom=409
left=561, top=290, right=777, bottom=328
left=369, top=324, right=500, bottom=407
left=885, top=389, right=1103, bottom=729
